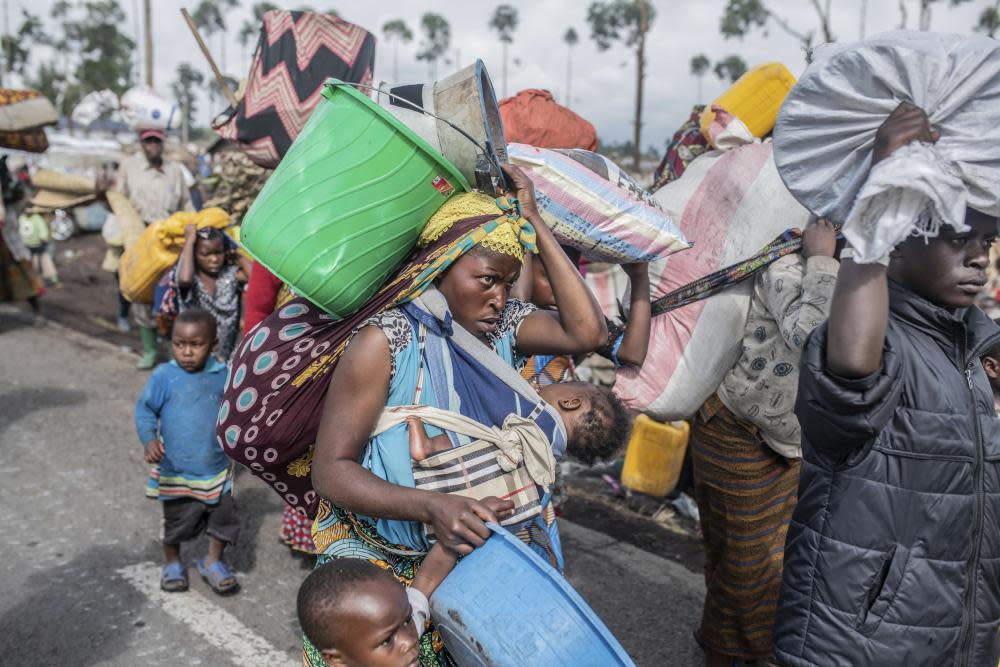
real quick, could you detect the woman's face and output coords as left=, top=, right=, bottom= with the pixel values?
left=437, top=246, right=521, bottom=343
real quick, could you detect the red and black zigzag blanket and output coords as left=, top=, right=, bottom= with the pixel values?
left=214, top=10, right=375, bottom=169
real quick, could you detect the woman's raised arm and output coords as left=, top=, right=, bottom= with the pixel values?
left=501, top=164, right=607, bottom=355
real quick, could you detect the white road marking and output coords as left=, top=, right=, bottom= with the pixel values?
left=118, top=562, right=297, bottom=667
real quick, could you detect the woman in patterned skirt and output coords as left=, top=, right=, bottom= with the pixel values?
left=691, top=220, right=840, bottom=666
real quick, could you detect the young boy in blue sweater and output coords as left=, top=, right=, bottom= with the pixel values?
left=135, top=309, right=240, bottom=594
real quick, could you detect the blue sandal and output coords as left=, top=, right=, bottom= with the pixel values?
left=160, top=562, right=188, bottom=592
left=197, top=559, right=239, bottom=595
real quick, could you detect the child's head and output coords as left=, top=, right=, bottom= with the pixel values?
left=982, top=334, right=1000, bottom=400
left=538, top=381, right=631, bottom=464
left=529, top=246, right=581, bottom=310
left=194, top=228, right=228, bottom=278
left=171, top=309, right=217, bottom=373
left=887, top=207, right=998, bottom=308
left=297, top=559, right=420, bottom=667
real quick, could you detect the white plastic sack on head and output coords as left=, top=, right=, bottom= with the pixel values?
left=507, top=143, right=689, bottom=264
left=120, top=86, right=177, bottom=132
left=612, top=142, right=811, bottom=421
left=774, top=30, right=1000, bottom=263
left=71, top=90, right=120, bottom=127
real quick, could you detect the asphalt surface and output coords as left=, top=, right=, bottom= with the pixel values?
left=0, top=308, right=705, bottom=666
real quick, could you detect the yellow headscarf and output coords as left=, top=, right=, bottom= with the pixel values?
left=418, top=192, right=537, bottom=262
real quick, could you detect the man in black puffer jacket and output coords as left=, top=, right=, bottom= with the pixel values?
left=775, top=103, right=1000, bottom=667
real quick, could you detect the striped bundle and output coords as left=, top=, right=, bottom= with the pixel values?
left=508, top=143, right=689, bottom=264
left=413, top=440, right=543, bottom=538
left=373, top=404, right=555, bottom=540
left=213, top=10, right=375, bottom=169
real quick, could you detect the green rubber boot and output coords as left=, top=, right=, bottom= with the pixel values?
left=137, top=326, right=158, bottom=370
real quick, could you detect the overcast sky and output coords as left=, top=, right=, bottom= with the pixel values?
left=16, top=0, right=993, bottom=145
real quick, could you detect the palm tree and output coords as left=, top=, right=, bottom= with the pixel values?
left=382, top=19, right=413, bottom=82
left=563, top=27, right=578, bottom=105
left=488, top=5, right=519, bottom=97
left=416, top=13, right=450, bottom=80
left=714, top=54, right=748, bottom=83
left=172, top=62, right=205, bottom=143
left=690, top=54, right=710, bottom=102
left=217, top=0, right=239, bottom=74
left=587, top=0, right=656, bottom=171
left=977, top=1, right=1000, bottom=37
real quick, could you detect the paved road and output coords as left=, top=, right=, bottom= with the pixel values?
left=0, top=309, right=705, bottom=666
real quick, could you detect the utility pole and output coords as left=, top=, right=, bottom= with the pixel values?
left=131, top=0, right=140, bottom=83
left=0, top=0, right=9, bottom=87
left=182, top=95, right=190, bottom=144
left=632, top=0, right=648, bottom=172
left=144, top=0, right=153, bottom=87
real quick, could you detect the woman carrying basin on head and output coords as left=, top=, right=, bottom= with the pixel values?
left=221, top=165, right=630, bottom=665
left=310, top=165, right=633, bottom=664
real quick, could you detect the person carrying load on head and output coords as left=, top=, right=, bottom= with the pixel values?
left=97, top=129, right=194, bottom=370
left=775, top=103, right=1000, bottom=667
left=218, top=165, right=632, bottom=666
left=764, top=29, right=1000, bottom=667
left=689, top=219, right=840, bottom=667
left=153, top=224, right=250, bottom=363
left=515, top=252, right=652, bottom=389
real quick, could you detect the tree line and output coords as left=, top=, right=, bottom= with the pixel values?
left=0, top=0, right=995, bottom=170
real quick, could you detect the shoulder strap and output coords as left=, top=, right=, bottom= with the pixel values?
left=412, top=288, right=550, bottom=421
left=412, top=321, right=427, bottom=404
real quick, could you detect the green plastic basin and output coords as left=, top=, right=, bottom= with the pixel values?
left=239, top=78, right=470, bottom=318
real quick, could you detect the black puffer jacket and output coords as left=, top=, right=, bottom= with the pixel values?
left=775, top=282, right=1000, bottom=667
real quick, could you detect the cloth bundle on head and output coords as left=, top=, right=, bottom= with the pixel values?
left=217, top=196, right=537, bottom=518
left=417, top=192, right=536, bottom=262
left=774, top=30, right=1000, bottom=263
left=212, top=10, right=375, bottom=169
left=651, top=106, right=711, bottom=193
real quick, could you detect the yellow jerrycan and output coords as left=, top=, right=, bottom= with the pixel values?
left=620, top=415, right=690, bottom=497
left=700, top=62, right=796, bottom=141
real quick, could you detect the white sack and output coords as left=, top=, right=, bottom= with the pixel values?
left=120, top=86, right=177, bottom=132
left=774, top=30, right=1000, bottom=263
left=71, top=90, right=120, bottom=127
left=611, top=142, right=810, bottom=420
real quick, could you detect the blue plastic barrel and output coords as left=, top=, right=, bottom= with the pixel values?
left=430, top=524, right=636, bottom=667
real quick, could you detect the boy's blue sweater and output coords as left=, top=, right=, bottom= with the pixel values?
left=135, top=359, right=229, bottom=491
